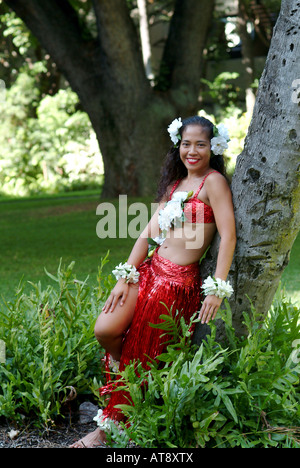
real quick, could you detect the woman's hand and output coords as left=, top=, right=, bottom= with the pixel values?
left=102, top=279, right=130, bottom=314
left=198, top=295, right=222, bottom=324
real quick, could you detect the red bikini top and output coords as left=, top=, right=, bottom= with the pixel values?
left=169, top=171, right=217, bottom=224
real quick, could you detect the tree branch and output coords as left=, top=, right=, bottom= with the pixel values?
left=157, top=0, right=215, bottom=99
left=92, top=0, right=149, bottom=96
left=3, top=0, right=151, bottom=130
left=3, top=0, right=100, bottom=109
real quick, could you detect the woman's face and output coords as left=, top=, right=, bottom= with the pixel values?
left=179, top=125, right=211, bottom=173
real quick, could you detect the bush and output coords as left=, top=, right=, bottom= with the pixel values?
left=199, top=107, right=251, bottom=177
left=106, top=294, right=300, bottom=448
left=1, top=258, right=299, bottom=447
left=0, top=256, right=114, bottom=427
left=0, top=73, right=103, bottom=197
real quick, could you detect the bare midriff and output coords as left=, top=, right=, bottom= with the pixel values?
left=157, top=222, right=216, bottom=266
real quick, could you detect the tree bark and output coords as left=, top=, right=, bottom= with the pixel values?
left=157, top=0, right=214, bottom=102
left=137, top=0, right=154, bottom=80
left=198, top=0, right=300, bottom=339
left=237, top=0, right=256, bottom=116
left=4, top=0, right=215, bottom=197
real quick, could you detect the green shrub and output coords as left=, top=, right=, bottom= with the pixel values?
left=106, top=295, right=300, bottom=448
left=1, top=257, right=299, bottom=448
left=0, top=74, right=103, bottom=197
left=0, top=255, right=113, bottom=427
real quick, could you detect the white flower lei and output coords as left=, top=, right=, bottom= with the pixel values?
left=201, top=276, right=234, bottom=299
left=108, top=354, right=120, bottom=373
left=112, top=262, right=140, bottom=284
left=146, top=190, right=193, bottom=257
left=93, top=408, right=122, bottom=433
left=147, top=235, right=166, bottom=257
left=158, top=190, right=193, bottom=237
left=93, top=408, right=113, bottom=431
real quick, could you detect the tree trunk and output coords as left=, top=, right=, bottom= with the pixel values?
left=4, top=0, right=215, bottom=197
left=137, top=0, right=154, bottom=80
left=197, top=0, right=300, bottom=340
left=237, top=0, right=256, bottom=115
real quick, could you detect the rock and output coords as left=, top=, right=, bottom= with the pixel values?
left=79, top=401, right=99, bottom=424
left=8, top=429, right=20, bottom=440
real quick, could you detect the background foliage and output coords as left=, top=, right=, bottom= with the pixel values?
left=107, top=295, right=300, bottom=448
left=0, top=0, right=274, bottom=197
left=0, top=73, right=103, bottom=196
left=0, top=256, right=299, bottom=448
left=0, top=0, right=299, bottom=449
left=0, top=257, right=114, bottom=426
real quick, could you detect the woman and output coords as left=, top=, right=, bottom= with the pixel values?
left=70, top=115, right=236, bottom=448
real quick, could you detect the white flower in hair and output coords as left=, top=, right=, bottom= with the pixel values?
left=211, top=123, right=230, bottom=155
left=168, top=118, right=183, bottom=145
left=211, top=136, right=229, bottom=155
left=216, top=123, right=230, bottom=141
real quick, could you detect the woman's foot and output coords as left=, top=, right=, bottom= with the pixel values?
left=69, top=427, right=106, bottom=448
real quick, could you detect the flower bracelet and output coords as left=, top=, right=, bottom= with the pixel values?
left=201, top=276, right=233, bottom=299
left=112, top=262, right=140, bottom=284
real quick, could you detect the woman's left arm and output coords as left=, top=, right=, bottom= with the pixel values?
left=198, top=174, right=236, bottom=324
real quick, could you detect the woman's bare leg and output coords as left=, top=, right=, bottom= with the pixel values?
left=69, top=285, right=139, bottom=448
left=69, top=428, right=106, bottom=448
left=94, top=283, right=139, bottom=361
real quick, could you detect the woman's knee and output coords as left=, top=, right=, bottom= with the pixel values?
left=94, top=317, right=121, bottom=343
left=94, top=288, right=138, bottom=342
left=94, top=322, right=111, bottom=342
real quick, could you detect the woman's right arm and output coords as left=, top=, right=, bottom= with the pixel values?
left=102, top=199, right=166, bottom=314
left=126, top=200, right=164, bottom=266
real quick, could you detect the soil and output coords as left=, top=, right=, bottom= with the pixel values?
left=0, top=420, right=104, bottom=449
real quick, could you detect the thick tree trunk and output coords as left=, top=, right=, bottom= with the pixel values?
left=94, top=94, right=176, bottom=197
left=237, top=0, right=256, bottom=115
left=197, top=0, right=300, bottom=340
left=137, top=0, right=154, bottom=80
left=4, top=0, right=215, bottom=197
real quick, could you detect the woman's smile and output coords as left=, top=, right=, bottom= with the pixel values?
left=180, top=125, right=211, bottom=172
left=186, top=157, right=200, bottom=165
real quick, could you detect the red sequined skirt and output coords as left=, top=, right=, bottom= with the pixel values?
left=100, top=250, right=203, bottom=422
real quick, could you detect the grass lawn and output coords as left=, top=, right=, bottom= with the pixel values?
left=0, top=191, right=152, bottom=301
left=0, top=191, right=299, bottom=306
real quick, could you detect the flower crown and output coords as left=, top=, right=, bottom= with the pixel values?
left=167, top=118, right=230, bottom=155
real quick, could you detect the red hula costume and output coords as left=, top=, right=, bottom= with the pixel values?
left=100, top=172, right=217, bottom=423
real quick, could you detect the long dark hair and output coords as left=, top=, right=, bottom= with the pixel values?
left=156, top=115, right=227, bottom=202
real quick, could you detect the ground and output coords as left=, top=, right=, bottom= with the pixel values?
left=0, top=420, right=103, bottom=449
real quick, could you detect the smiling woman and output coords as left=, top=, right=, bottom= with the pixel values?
left=180, top=126, right=211, bottom=167
left=156, top=116, right=228, bottom=203
left=70, top=114, right=236, bottom=448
